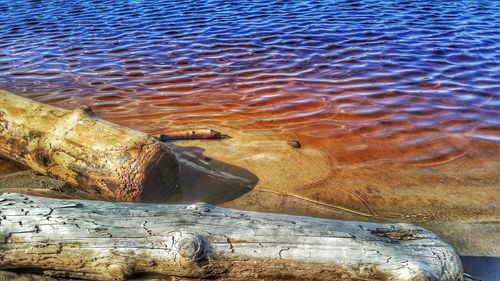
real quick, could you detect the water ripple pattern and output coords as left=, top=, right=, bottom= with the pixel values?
left=0, top=0, right=499, bottom=167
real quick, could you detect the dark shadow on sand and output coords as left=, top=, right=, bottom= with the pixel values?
left=461, top=256, right=500, bottom=281
left=162, top=143, right=259, bottom=205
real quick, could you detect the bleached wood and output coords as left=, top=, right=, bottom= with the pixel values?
left=0, top=193, right=462, bottom=281
left=0, top=90, right=178, bottom=202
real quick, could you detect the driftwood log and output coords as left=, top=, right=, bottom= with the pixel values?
left=0, top=193, right=462, bottom=281
left=0, top=90, right=178, bottom=202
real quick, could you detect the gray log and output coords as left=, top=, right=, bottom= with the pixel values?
left=0, top=193, right=462, bottom=280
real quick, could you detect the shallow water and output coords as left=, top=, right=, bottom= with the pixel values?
left=0, top=0, right=499, bottom=220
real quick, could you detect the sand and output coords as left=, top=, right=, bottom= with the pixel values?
left=0, top=129, right=499, bottom=280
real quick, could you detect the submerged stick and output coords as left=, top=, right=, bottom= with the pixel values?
left=0, top=90, right=178, bottom=202
left=157, top=129, right=231, bottom=142
left=0, top=193, right=462, bottom=281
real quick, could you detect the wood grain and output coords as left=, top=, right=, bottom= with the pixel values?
left=0, top=193, right=462, bottom=280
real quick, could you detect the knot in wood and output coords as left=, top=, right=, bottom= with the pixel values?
left=176, top=234, right=206, bottom=261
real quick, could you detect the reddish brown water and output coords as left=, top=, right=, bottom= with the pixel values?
left=0, top=0, right=499, bottom=219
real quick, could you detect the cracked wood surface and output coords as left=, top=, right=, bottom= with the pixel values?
left=0, top=90, right=178, bottom=202
left=0, top=193, right=462, bottom=280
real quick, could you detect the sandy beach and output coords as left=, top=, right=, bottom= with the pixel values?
left=1, top=128, right=498, bottom=280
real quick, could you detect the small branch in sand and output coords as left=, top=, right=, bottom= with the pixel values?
left=156, top=129, right=231, bottom=142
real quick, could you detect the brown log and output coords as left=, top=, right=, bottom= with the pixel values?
left=0, top=90, right=178, bottom=202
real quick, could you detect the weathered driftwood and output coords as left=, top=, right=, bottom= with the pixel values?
left=0, top=193, right=462, bottom=281
left=0, top=90, right=178, bottom=202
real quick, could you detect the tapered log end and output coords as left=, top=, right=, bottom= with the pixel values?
left=122, top=139, right=179, bottom=203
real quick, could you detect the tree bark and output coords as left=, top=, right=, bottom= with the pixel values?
left=0, top=193, right=462, bottom=281
left=0, top=90, right=178, bottom=202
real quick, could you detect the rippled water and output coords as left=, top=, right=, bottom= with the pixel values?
left=0, top=0, right=499, bottom=203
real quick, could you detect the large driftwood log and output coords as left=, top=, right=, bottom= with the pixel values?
left=0, top=90, right=178, bottom=202
left=0, top=193, right=462, bottom=281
